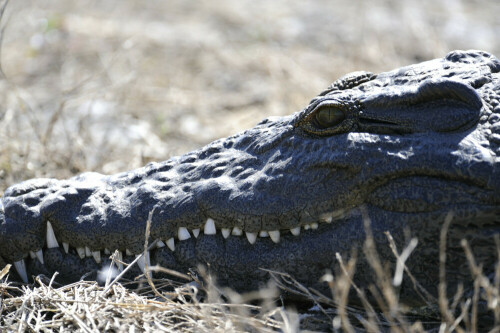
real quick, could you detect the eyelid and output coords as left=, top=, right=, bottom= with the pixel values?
left=302, top=101, right=346, bottom=123
left=297, top=99, right=356, bottom=136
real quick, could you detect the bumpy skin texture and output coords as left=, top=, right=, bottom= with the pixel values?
left=1, top=50, right=499, bottom=304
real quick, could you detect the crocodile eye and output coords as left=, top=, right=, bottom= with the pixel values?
left=315, top=106, right=345, bottom=128
left=298, top=101, right=353, bottom=136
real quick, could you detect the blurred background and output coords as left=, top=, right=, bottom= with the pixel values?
left=0, top=0, right=499, bottom=190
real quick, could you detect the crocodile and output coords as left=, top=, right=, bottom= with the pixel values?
left=0, top=50, right=499, bottom=305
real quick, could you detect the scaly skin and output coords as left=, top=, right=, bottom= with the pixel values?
left=0, top=50, right=499, bottom=305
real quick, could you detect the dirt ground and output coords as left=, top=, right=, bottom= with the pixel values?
left=1, top=0, right=499, bottom=190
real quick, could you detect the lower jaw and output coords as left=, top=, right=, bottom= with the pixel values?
left=20, top=221, right=355, bottom=291
left=9, top=207, right=437, bottom=288
left=15, top=206, right=498, bottom=298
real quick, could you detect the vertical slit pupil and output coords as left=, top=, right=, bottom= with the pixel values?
left=316, top=107, right=345, bottom=128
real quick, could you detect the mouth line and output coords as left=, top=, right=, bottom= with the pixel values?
left=12, top=209, right=351, bottom=283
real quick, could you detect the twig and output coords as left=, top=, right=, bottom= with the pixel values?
left=0, top=0, right=10, bottom=79
left=438, top=212, right=456, bottom=331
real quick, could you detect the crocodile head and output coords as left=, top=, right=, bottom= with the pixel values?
left=1, top=50, right=499, bottom=303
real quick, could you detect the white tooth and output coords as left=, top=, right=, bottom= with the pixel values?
left=76, top=247, right=85, bottom=259
left=178, top=227, right=191, bottom=240
left=269, top=230, right=280, bottom=243
left=246, top=232, right=257, bottom=244
left=331, top=209, right=345, bottom=220
left=63, top=242, right=69, bottom=254
left=104, top=248, right=111, bottom=254
left=221, top=228, right=230, bottom=238
left=126, top=249, right=133, bottom=256
left=156, top=240, right=165, bottom=248
left=116, top=250, right=123, bottom=271
left=46, top=221, right=59, bottom=248
left=92, top=251, right=101, bottom=264
left=85, top=247, right=92, bottom=257
left=232, top=227, right=243, bottom=236
left=14, top=259, right=28, bottom=283
left=304, top=224, right=310, bottom=230
left=35, top=249, right=44, bottom=264
left=259, top=231, right=269, bottom=237
left=192, top=228, right=200, bottom=238
left=29, top=251, right=36, bottom=259
left=166, top=238, right=175, bottom=251
left=204, top=218, right=216, bottom=235
left=290, top=227, right=301, bottom=236
left=136, top=252, right=151, bottom=277
left=311, top=223, right=319, bottom=230
left=320, top=213, right=334, bottom=223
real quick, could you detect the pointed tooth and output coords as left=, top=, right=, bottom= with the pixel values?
left=136, top=254, right=144, bottom=270
left=116, top=250, right=123, bottom=271
left=136, top=254, right=143, bottom=267
left=63, top=242, right=69, bottom=254
left=232, top=227, right=243, bottom=236
left=246, top=232, right=257, bottom=244
left=331, top=209, right=345, bottom=220
left=259, top=231, right=269, bottom=237
left=14, top=259, right=28, bottom=283
left=192, top=228, right=200, bottom=238
left=46, top=221, right=59, bottom=248
left=126, top=249, right=133, bottom=256
left=320, top=212, right=334, bottom=223
left=85, top=246, right=92, bottom=257
left=204, top=218, right=216, bottom=235
left=290, top=227, right=301, bottom=236
left=304, top=224, right=310, bottom=230
left=156, top=240, right=165, bottom=248
left=311, top=223, right=318, bottom=229
left=136, top=251, right=151, bottom=277
left=29, top=251, right=36, bottom=259
left=178, top=227, right=191, bottom=240
left=76, top=247, right=85, bottom=259
left=92, top=251, right=101, bottom=264
left=221, top=228, right=230, bottom=238
left=104, top=248, right=111, bottom=255
left=35, top=249, right=44, bottom=264
left=269, top=230, right=280, bottom=243
left=166, top=238, right=175, bottom=251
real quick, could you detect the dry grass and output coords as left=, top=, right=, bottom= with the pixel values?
left=0, top=277, right=285, bottom=332
left=1, top=0, right=500, bottom=331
